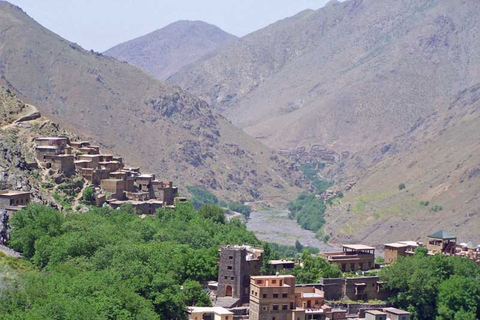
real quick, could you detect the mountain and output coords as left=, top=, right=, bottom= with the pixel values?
left=0, top=2, right=301, bottom=203
left=104, top=21, right=238, bottom=80
left=323, top=83, right=480, bottom=245
left=170, top=0, right=480, bottom=153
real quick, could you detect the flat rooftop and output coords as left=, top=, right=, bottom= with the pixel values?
left=343, top=244, right=375, bottom=250
left=385, top=242, right=410, bottom=248
left=384, top=307, right=410, bottom=315
left=251, top=275, right=295, bottom=280
left=185, top=307, right=233, bottom=315
left=35, top=137, right=67, bottom=140
left=35, top=146, right=59, bottom=149
left=0, top=190, right=31, bottom=196
left=366, top=310, right=386, bottom=315
left=269, top=260, right=295, bottom=265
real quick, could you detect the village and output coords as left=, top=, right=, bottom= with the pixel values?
left=0, top=136, right=186, bottom=218
left=186, top=230, right=480, bottom=320
left=1, top=137, right=480, bottom=319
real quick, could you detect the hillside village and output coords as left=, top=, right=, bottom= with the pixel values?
left=1, top=0, right=480, bottom=319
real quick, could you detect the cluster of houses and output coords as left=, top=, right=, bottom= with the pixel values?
left=278, top=145, right=346, bottom=164
left=191, top=245, right=410, bottom=320
left=192, top=230, right=480, bottom=320
left=31, top=136, right=183, bottom=214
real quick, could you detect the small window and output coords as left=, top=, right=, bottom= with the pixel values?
left=252, top=290, right=254, bottom=294
left=282, top=293, right=288, bottom=298
left=263, top=294, right=267, bottom=298
left=229, top=256, right=233, bottom=259
left=272, top=280, right=277, bottom=284
left=282, top=305, right=288, bottom=310
left=262, top=306, right=268, bottom=311
left=224, top=276, right=228, bottom=280
left=257, top=280, right=263, bottom=285
left=273, top=294, right=279, bottom=298
left=231, top=277, right=234, bottom=280
left=272, top=305, right=279, bottom=311
left=226, top=317, right=229, bottom=320
left=227, top=266, right=233, bottom=270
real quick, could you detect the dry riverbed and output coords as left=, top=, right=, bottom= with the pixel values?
left=246, top=210, right=335, bottom=252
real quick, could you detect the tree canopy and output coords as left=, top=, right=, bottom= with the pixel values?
left=1, top=203, right=260, bottom=319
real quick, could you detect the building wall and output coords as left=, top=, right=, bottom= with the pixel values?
left=319, top=279, right=344, bottom=300
left=384, top=247, right=407, bottom=264
left=217, top=247, right=248, bottom=302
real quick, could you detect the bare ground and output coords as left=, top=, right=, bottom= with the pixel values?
left=246, top=210, right=335, bottom=251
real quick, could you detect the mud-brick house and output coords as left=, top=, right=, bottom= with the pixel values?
left=0, top=190, right=31, bottom=215
left=320, top=245, right=375, bottom=272
left=101, top=178, right=125, bottom=200
left=35, top=137, right=71, bottom=159
left=43, top=154, right=75, bottom=176
left=384, top=241, right=419, bottom=263
left=152, top=180, right=178, bottom=205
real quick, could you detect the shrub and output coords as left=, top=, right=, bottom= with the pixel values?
left=398, top=183, right=406, bottom=190
left=430, top=205, right=443, bottom=212
left=82, top=186, right=95, bottom=203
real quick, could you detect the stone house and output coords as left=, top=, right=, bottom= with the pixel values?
left=318, top=276, right=389, bottom=301
left=43, top=154, right=75, bottom=176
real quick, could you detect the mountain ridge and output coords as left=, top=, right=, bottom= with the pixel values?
left=0, top=1, right=301, bottom=203
left=104, top=20, right=238, bottom=80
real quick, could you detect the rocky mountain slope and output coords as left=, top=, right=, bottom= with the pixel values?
left=170, top=0, right=480, bottom=153
left=104, top=21, right=237, bottom=80
left=324, top=83, right=480, bottom=245
left=0, top=2, right=301, bottom=203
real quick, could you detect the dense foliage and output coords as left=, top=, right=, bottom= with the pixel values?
left=228, top=202, right=251, bottom=218
left=288, top=193, right=326, bottom=237
left=380, top=253, right=480, bottom=320
left=293, top=251, right=342, bottom=284
left=0, top=203, right=260, bottom=319
left=186, top=186, right=219, bottom=210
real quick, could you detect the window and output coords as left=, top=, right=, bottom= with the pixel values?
left=262, top=306, right=268, bottom=311
left=224, top=276, right=228, bottom=280
left=282, top=305, right=288, bottom=310
left=263, top=294, right=267, bottom=298
left=257, top=280, right=263, bottom=285
left=273, top=294, right=279, bottom=298
left=226, top=317, right=229, bottom=320
left=229, top=256, right=233, bottom=259
left=272, top=305, right=279, bottom=311
left=290, top=302, right=294, bottom=309
left=227, top=266, right=232, bottom=270
left=272, top=280, right=276, bottom=284
left=252, top=290, right=254, bottom=294
left=231, top=277, right=234, bottom=280
left=282, top=293, right=288, bottom=298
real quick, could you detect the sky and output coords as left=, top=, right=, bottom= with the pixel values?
left=7, top=0, right=332, bottom=52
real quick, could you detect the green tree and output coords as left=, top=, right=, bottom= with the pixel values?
left=398, top=183, right=406, bottom=190
left=295, top=240, right=304, bottom=252
left=9, top=204, right=63, bottom=259
left=82, top=186, right=95, bottom=203
left=436, top=276, right=480, bottom=320
left=293, top=250, right=342, bottom=284
left=198, top=205, right=226, bottom=224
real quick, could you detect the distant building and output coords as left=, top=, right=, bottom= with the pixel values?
left=0, top=190, right=31, bottom=215
left=384, top=241, right=419, bottom=263
left=427, top=230, right=457, bottom=255
left=319, top=245, right=375, bottom=272
left=318, top=276, right=389, bottom=301
left=268, top=259, right=296, bottom=271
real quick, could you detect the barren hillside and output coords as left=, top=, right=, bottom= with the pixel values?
left=104, top=21, right=237, bottom=80
left=170, top=0, right=480, bottom=153
left=324, top=83, right=480, bottom=245
left=0, top=2, right=301, bottom=203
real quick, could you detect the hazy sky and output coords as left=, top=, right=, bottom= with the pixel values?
left=8, top=0, right=332, bottom=52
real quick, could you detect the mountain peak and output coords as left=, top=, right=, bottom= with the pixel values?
left=104, top=20, right=237, bottom=80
